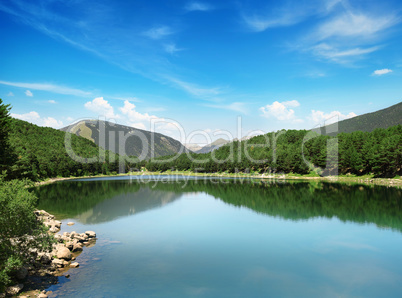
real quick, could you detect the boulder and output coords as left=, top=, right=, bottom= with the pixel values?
left=70, top=262, right=80, bottom=268
left=52, top=259, right=64, bottom=268
left=67, top=222, right=75, bottom=226
left=72, top=242, right=84, bottom=252
left=6, top=284, right=24, bottom=295
left=56, top=247, right=72, bottom=260
left=49, top=226, right=59, bottom=233
left=74, top=235, right=86, bottom=242
left=85, top=231, right=96, bottom=238
left=65, top=241, right=74, bottom=251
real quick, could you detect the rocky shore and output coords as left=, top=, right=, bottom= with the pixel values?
left=2, top=210, right=96, bottom=297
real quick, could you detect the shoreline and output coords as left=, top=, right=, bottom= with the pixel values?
left=8, top=211, right=97, bottom=297
left=34, top=171, right=402, bottom=188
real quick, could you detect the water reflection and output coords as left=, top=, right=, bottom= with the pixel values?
left=36, top=177, right=402, bottom=231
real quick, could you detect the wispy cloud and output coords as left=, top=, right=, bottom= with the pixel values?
left=185, top=2, right=213, bottom=12
left=205, top=102, right=248, bottom=113
left=314, top=11, right=399, bottom=41
left=48, top=100, right=57, bottom=104
left=0, top=80, right=92, bottom=97
left=7, top=91, right=14, bottom=96
left=243, top=0, right=401, bottom=64
left=372, top=68, right=393, bottom=76
left=25, top=90, right=33, bottom=97
left=311, top=43, right=380, bottom=63
left=167, top=77, right=223, bottom=99
left=164, top=43, right=184, bottom=54
left=143, top=26, right=174, bottom=40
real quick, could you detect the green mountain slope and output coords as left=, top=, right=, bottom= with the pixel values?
left=61, top=120, right=186, bottom=159
left=315, top=101, right=402, bottom=136
left=8, top=118, right=120, bottom=180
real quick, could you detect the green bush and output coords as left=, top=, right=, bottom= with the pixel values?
left=0, top=177, right=54, bottom=291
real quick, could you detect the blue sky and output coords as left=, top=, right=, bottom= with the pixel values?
left=1, top=0, right=401, bottom=144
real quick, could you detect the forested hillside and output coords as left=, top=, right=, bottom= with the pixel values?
left=142, top=125, right=402, bottom=177
left=61, top=120, right=186, bottom=159
left=5, top=118, right=125, bottom=180
left=315, top=101, right=402, bottom=136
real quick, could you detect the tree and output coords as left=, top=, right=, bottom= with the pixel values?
left=0, top=177, right=54, bottom=291
left=0, top=99, right=15, bottom=176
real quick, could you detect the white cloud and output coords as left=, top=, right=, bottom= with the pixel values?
left=11, top=111, right=63, bottom=128
left=315, top=12, right=399, bottom=41
left=0, top=80, right=91, bottom=97
left=310, top=110, right=357, bottom=125
left=164, top=43, right=184, bottom=54
left=119, top=100, right=158, bottom=123
left=373, top=69, right=392, bottom=76
left=25, top=90, right=33, bottom=97
left=260, top=100, right=302, bottom=122
left=48, top=100, right=57, bottom=104
left=143, top=26, right=173, bottom=40
left=185, top=2, right=213, bottom=12
left=84, top=97, right=119, bottom=119
left=7, top=91, right=14, bottom=96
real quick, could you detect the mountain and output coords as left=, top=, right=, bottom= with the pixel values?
left=314, top=101, right=402, bottom=136
left=184, top=143, right=203, bottom=152
left=8, top=118, right=120, bottom=180
left=61, top=120, right=186, bottom=159
left=196, top=138, right=230, bottom=154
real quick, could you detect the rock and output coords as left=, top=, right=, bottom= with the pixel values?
left=70, top=262, right=80, bottom=268
left=72, top=242, right=84, bottom=252
left=67, top=222, right=75, bottom=226
left=65, top=241, right=74, bottom=250
left=38, top=293, right=48, bottom=298
left=56, top=247, right=72, bottom=260
left=16, top=267, right=28, bottom=280
left=63, top=260, right=69, bottom=266
left=49, top=226, right=59, bottom=233
left=52, top=259, right=64, bottom=268
left=65, top=274, right=70, bottom=278
left=63, top=232, right=70, bottom=237
left=6, top=284, right=24, bottom=295
left=74, top=235, right=86, bottom=242
left=85, top=231, right=96, bottom=238
left=54, top=220, right=62, bottom=228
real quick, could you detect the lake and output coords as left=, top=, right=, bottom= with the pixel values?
left=35, top=176, right=402, bottom=297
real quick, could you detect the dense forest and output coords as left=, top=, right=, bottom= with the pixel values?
left=0, top=99, right=401, bottom=181
left=140, top=125, right=401, bottom=177
left=316, top=101, right=402, bottom=136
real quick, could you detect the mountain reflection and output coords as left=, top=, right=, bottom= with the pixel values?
left=36, top=177, right=402, bottom=231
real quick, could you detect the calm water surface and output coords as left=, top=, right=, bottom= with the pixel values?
left=36, top=176, right=402, bottom=297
